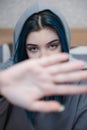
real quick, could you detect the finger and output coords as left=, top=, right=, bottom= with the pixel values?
left=53, top=70, right=87, bottom=83
left=27, top=101, right=65, bottom=112
left=38, top=53, right=69, bottom=67
left=47, top=84, right=87, bottom=95
left=46, top=60, right=85, bottom=75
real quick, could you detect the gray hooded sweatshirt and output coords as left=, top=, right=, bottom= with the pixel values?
left=0, top=2, right=87, bottom=130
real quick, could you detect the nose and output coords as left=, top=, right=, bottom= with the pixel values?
left=39, top=48, right=49, bottom=58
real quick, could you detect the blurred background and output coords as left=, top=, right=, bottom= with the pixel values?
left=0, top=0, right=87, bottom=64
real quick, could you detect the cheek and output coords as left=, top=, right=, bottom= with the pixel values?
left=26, top=50, right=40, bottom=59
left=48, top=46, right=62, bottom=55
left=58, top=45, right=62, bottom=52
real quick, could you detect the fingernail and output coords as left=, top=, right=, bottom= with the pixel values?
left=59, top=105, right=65, bottom=112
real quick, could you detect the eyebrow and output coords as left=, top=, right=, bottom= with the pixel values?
left=26, top=39, right=60, bottom=46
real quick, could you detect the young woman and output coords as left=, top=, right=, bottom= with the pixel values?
left=0, top=2, right=87, bottom=130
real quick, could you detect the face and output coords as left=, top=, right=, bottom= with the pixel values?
left=26, top=28, right=61, bottom=59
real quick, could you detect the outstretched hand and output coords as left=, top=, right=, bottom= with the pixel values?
left=0, top=53, right=87, bottom=112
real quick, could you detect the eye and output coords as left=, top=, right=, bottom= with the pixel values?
left=48, top=43, right=59, bottom=50
left=27, top=46, right=39, bottom=53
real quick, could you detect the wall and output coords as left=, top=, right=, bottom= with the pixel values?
left=0, top=0, right=87, bottom=28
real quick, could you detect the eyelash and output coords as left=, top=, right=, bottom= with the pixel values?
left=27, top=47, right=38, bottom=52
left=27, top=43, right=59, bottom=52
left=48, top=44, right=59, bottom=49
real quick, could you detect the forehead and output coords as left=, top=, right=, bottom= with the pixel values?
left=26, top=28, right=59, bottom=45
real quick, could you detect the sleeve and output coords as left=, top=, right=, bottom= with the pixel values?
left=73, top=93, right=87, bottom=130
left=0, top=59, right=13, bottom=129
left=0, top=97, right=10, bottom=129
left=73, top=109, right=87, bottom=130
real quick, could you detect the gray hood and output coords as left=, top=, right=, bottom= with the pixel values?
left=13, top=2, right=71, bottom=54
